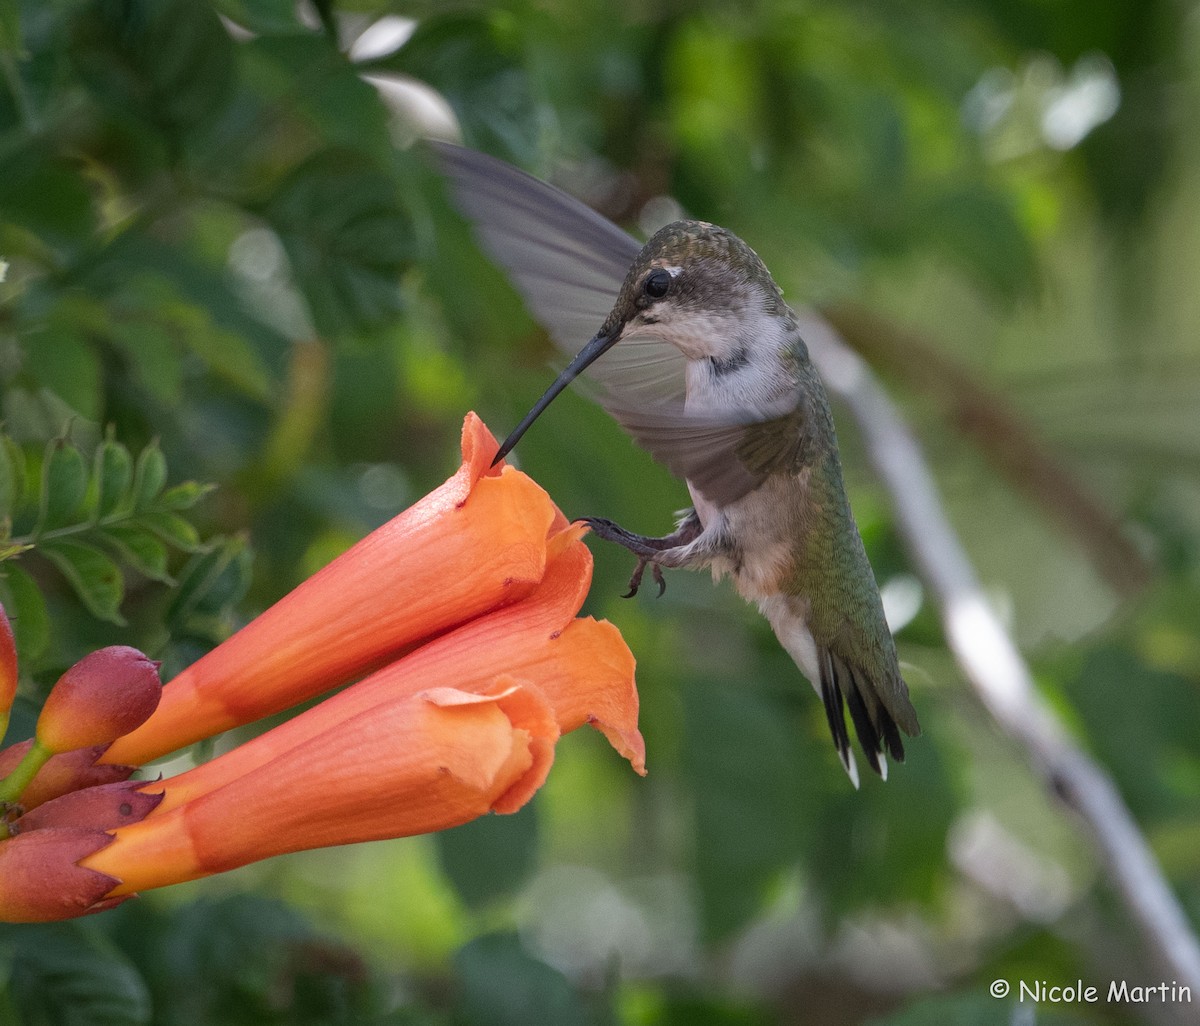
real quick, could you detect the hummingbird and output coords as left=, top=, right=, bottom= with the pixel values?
left=432, top=142, right=920, bottom=785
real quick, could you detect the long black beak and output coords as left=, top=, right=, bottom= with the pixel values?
left=492, top=331, right=618, bottom=466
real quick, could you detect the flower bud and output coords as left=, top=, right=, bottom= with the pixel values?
left=0, top=742, right=135, bottom=809
left=36, top=648, right=162, bottom=754
left=0, top=829, right=127, bottom=922
left=14, top=780, right=163, bottom=834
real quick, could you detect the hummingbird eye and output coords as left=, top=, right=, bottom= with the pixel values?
left=643, top=269, right=672, bottom=299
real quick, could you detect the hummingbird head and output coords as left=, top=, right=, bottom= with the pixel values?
left=597, top=219, right=790, bottom=363
left=493, top=220, right=794, bottom=465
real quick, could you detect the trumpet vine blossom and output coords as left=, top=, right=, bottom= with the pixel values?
left=0, top=414, right=642, bottom=921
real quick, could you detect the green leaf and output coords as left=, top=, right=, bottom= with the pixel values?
left=804, top=705, right=958, bottom=913
left=0, top=436, right=15, bottom=525
left=683, top=677, right=816, bottom=941
left=382, top=14, right=540, bottom=163
left=110, top=319, right=184, bottom=405
left=266, top=153, right=412, bottom=337
left=137, top=510, right=201, bottom=551
left=96, top=436, right=134, bottom=517
left=22, top=326, right=103, bottom=421
left=108, top=895, right=397, bottom=1024
left=167, top=536, right=250, bottom=626
left=0, top=563, right=50, bottom=661
left=0, top=148, right=97, bottom=252
left=70, top=0, right=236, bottom=135
left=132, top=442, right=168, bottom=510
left=39, top=438, right=90, bottom=530
left=1, top=388, right=97, bottom=447
left=915, top=185, right=1038, bottom=302
left=189, top=537, right=252, bottom=615
left=453, top=933, right=598, bottom=1026
left=0, top=2, right=19, bottom=54
left=123, top=276, right=274, bottom=402
left=99, top=525, right=172, bottom=583
left=0, top=922, right=151, bottom=1026
left=1065, top=643, right=1200, bottom=821
left=180, top=322, right=273, bottom=403
left=157, top=481, right=214, bottom=511
left=40, top=539, right=126, bottom=624
left=211, top=0, right=298, bottom=34
left=243, top=34, right=395, bottom=163
left=436, top=803, right=539, bottom=909
left=645, top=992, right=775, bottom=1026
left=0, top=438, right=26, bottom=519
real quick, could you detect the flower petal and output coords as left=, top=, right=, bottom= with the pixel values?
left=82, top=680, right=558, bottom=895
left=106, top=415, right=563, bottom=766
left=149, top=530, right=641, bottom=814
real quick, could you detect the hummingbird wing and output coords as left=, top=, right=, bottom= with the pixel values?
left=430, top=141, right=686, bottom=406
left=604, top=400, right=811, bottom=507
left=432, top=141, right=811, bottom=504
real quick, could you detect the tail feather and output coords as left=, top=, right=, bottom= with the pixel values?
left=820, top=649, right=908, bottom=783
left=758, top=594, right=916, bottom=784
left=843, top=666, right=883, bottom=770
left=818, top=650, right=861, bottom=788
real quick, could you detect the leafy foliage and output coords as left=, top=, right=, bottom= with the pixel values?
left=0, top=921, right=152, bottom=1026
left=0, top=899, right=414, bottom=1026
left=0, top=433, right=209, bottom=628
left=2, top=0, right=1200, bottom=1024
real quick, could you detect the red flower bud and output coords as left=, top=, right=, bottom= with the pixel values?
left=0, top=742, right=135, bottom=809
left=14, top=780, right=163, bottom=834
left=0, top=829, right=126, bottom=922
left=36, top=648, right=162, bottom=754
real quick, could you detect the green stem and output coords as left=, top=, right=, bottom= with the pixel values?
left=10, top=507, right=150, bottom=551
left=0, top=737, right=52, bottom=805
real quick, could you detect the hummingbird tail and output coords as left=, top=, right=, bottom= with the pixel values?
left=819, top=648, right=907, bottom=785
left=759, top=595, right=916, bottom=784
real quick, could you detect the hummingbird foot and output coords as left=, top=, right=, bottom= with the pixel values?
left=579, top=516, right=678, bottom=557
left=578, top=512, right=704, bottom=599
left=622, top=558, right=667, bottom=599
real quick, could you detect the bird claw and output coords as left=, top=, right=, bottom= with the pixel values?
left=623, top=558, right=667, bottom=599
left=578, top=517, right=668, bottom=599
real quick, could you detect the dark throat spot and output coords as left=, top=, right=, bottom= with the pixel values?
left=709, top=347, right=749, bottom=376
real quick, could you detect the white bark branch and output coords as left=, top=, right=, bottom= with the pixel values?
left=801, top=313, right=1200, bottom=995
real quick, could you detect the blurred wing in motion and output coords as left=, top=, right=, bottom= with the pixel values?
left=431, top=141, right=807, bottom=506
left=430, top=141, right=685, bottom=407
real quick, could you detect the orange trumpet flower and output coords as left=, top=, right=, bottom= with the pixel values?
left=1, top=414, right=642, bottom=919
left=106, top=413, right=584, bottom=766
left=146, top=523, right=641, bottom=817
left=81, top=679, right=559, bottom=895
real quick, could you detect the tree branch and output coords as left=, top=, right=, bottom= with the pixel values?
left=800, top=311, right=1200, bottom=994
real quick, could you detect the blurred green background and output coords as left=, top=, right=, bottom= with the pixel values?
left=2, top=0, right=1200, bottom=1023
